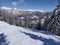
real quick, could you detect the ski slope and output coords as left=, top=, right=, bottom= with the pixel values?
left=0, top=21, right=60, bottom=45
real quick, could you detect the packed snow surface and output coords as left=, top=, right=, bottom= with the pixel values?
left=0, top=21, right=60, bottom=45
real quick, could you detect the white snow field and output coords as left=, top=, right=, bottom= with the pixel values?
left=0, top=21, right=60, bottom=45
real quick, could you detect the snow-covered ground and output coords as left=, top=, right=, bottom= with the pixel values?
left=0, top=21, right=60, bottom=45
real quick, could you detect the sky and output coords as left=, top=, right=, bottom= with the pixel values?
left=0, top=0, right=58, bottom=11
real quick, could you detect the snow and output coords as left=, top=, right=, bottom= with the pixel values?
left=1, top=7, right=11, bottom=10
left=41, top=18, right=45, bottom=24
left=20, top=17, right=24, bottom=19
left=0, top=21, right=60, bottom=45
left=30, top=15, right=39, bottom=19
left=23, top=9, right=45, bottom=12
left=30, top=21, right=37, bottom=24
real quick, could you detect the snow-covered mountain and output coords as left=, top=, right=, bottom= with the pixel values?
left=0, top=21, right=60, bottom=45
left=0, top=6, right=52, bottom=15
left=0, top=7, right=45, bottom=12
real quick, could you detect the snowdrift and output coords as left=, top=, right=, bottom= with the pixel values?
left=0, top=21, right=60, bottom=45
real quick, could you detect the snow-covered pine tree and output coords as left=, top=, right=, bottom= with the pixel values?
left=46, top=1, right=60, bottom=35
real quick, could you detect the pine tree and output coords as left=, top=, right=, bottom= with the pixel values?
left=36, top=21, right=42, bottom=30
left=46, top=2, right=60, bottom=35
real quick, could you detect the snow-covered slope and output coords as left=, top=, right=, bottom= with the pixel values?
left=0, top=21, right=60, bottom=45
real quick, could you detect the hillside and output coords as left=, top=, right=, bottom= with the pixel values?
left=0, top=21, right=60, bottom=45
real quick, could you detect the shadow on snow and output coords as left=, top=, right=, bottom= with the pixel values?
left=21, top=31, right=60, bottom=45
left=31, top=29, right=53, bottom=35
left=0, top=33, right=9, bottom=45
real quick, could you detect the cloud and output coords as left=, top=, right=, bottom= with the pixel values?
left=11, top=2, right=17, bottom=6
left=19, top=0, right=28, bottom=6
left=19, top=0, right=24, bottom=3
left=24, top=3, right=28, bottom=6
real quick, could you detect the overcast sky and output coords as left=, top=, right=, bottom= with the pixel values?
left=0, top=0, right=58, bottom=11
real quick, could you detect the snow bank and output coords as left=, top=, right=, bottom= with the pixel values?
left=0, top=21, right=60, bottom=45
